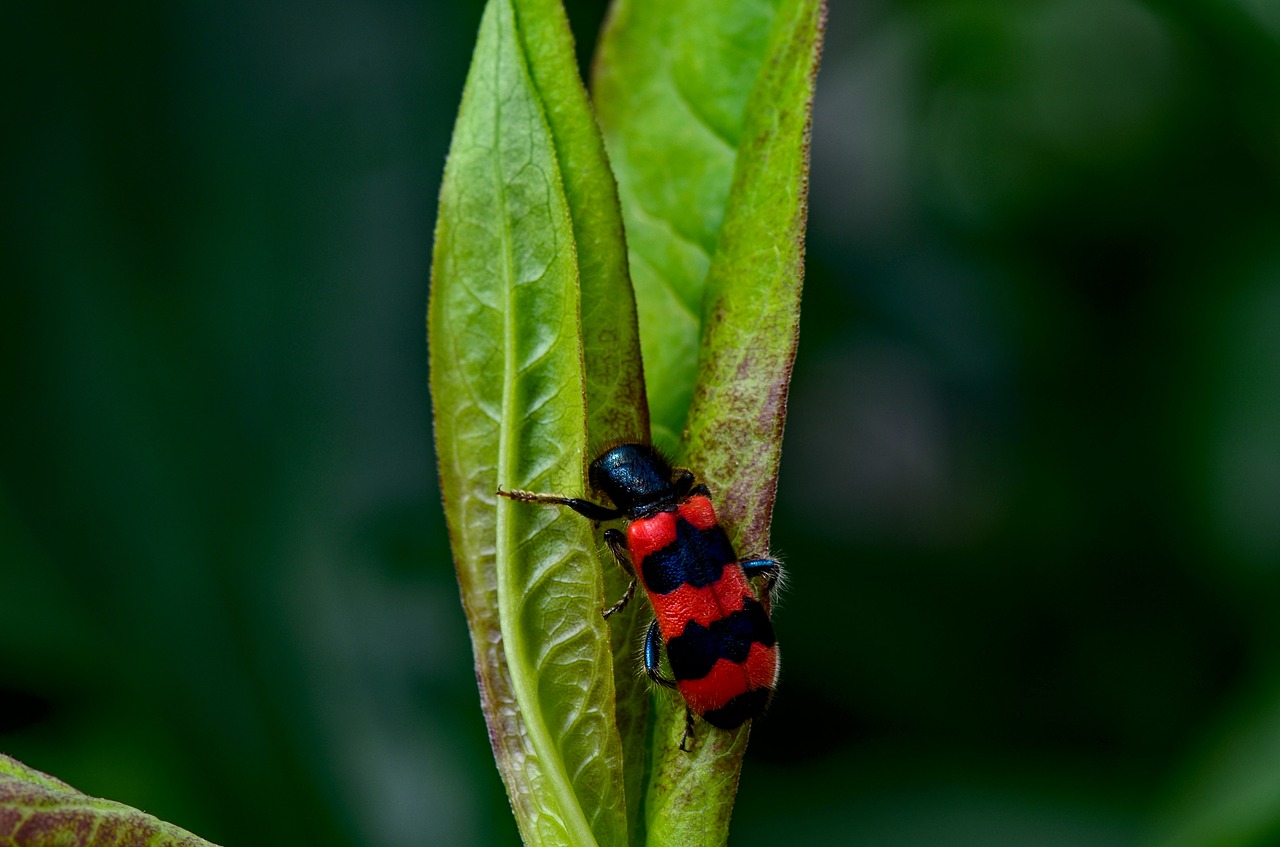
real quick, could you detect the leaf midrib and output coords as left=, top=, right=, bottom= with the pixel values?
left=490, top=3, right=599, bottom=846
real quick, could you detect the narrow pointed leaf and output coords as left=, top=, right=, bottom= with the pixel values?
left=631, top=0, right=826, bottom=844
left=509, top=0, right=651, bottom=831
left=593, top=0, right=781, bottom=444
left=684, top=0, right=825, bottom=546
left=0, top=754, right=219, bottom=846
left=429, top=1, right=628, bottom=844
left=507, top=0, right=648, bottom=441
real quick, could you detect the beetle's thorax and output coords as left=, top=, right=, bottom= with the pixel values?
left=588, top=443, right=677, bottom=520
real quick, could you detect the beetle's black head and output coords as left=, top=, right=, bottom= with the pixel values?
left=588, top=443, right=675, bottom=517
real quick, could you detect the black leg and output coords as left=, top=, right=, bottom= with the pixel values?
left=740, top=558, right=781, bottom=600
left=742, top=558, right=782, bottom=615
left=643, top=621, right=676, bottom=689
left=679, top=706, right=696, bottom=752
left=688, top=483, right=711, bottom=499
left=603, top=529, right=634, bottom=575
left=670, top=468, right=696, bottom=499
left=602, top=529, right=637, bottom=618
left=497, top=486, right=622, bottom=522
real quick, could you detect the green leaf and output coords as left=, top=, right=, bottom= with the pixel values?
left=507, top=0, right=652, bottom=833
left=506, top=0, right=648, bottom=440
left=685, top=0, right=825, bottom=549
left=593, top=0, right=782, bottom=445
left=435, top=0, right=822, bottom=841
left=428, top=0, right=629, bottom=844
left=595, top=0, right=825, bottom=844
left=0, top=754, right=219, bottom=846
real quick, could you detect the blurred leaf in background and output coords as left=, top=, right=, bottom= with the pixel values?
left=3, top=0, right=514, bottom=844
left=747, top=0, right=1280, bottom=844
left=4, top=0, right=1280, bottom=846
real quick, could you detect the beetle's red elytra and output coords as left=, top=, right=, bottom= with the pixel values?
left=499, top=443, right=780, bottom=750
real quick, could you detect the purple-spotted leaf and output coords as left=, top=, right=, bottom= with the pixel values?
left=684, top=0, right=826, bottom=557
left=428, top=0, right=629, bottom=844
left=0, top=755, right=219, bottom=846
left=594, top=0, right=781, bottom=447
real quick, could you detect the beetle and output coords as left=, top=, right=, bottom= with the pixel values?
left=499, top=443, right=780, bottom=750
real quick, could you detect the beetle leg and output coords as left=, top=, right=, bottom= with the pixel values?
left=741, top=558, right=782, bottom=607
left=642, top=620, right=696, bottom=751
left=497, top=487, right=622, bottom=522
left=602, top=528, right=637, bottom=618
left=740, top=558, right=781, bottom=592
left=671, top=469, right=711, bottom=501
left=679, top=706, right=696, bottom=753
left=670, top=468, right=696, bottom=499
left=644, top=620, right=676, bottom=689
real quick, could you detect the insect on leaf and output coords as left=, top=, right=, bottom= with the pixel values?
left=595, top=0, right=826, bottom=843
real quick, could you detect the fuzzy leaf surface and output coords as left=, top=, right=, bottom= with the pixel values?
left=0, top=755, right=219, bottom=846
left=429, top=1, right=628, bottom=844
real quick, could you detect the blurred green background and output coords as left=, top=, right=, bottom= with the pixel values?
left=4, top=0, right=1280, bottom=845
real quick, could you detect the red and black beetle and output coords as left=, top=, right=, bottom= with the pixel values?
left=500, top=443, right=780, bottom=750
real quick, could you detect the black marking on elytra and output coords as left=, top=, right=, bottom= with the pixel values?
left=700, top=687, right=773, bottom=729
left=640, top=518, right=736, bottom=595
left=666, top=598, right=776, bottom=681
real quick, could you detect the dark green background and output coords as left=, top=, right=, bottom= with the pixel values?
left=4, top=1, right=1280, bottom=845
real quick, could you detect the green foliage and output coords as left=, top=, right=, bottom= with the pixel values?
left=429, top=0, right=823, bottom=845
left=0, top=755, right=219, bottom=846
left=505, top=0, right=651, bottom=830
left=593, top=0, right=780, bottom=445
left=10, top=0, right=1280, bottom=845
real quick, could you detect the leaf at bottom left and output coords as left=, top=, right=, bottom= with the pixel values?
left=0, top=754, right=220, bottom=846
